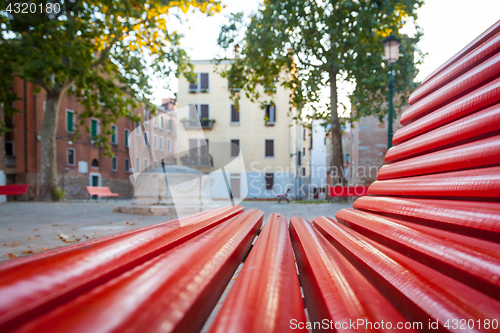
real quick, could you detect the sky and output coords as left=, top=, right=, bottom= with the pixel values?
left=153, top=0, right=500, bottom=108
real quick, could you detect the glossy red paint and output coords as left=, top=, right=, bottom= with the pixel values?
left=10, top=208, right=263, bottom=333
left=368, top=166, right=500, bottom=200
left=409, top=32, right=500, bottom=105
left=209, top=213, right=306, bottom=333
left=352, top=196, right=500, bottom=242
left=335, top=209, right=500, bottom=299
left=0, top=205, right=244, bottom=332
left=378, top=135, right=500, bottom=180
left=394, top=77, right=500, bottom=145
left=386, top=104, right=500, bottom=163
left=313, top=217, right=500, bottom=332
left=401, top=52, right=500, bottom=125
left=289, top=217, right=416, bottom=333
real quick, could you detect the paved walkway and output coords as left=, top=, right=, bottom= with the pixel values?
left=0, top=200, right=353, bottom=262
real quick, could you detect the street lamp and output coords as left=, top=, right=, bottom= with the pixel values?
left=383, top=33, right=400, bottom=149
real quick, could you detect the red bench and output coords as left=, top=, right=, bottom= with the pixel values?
left=276, top=187, right=291, bottom=203
left=0, top=23, right=499, bottom=333
left=0, top=184, right=29, bottom=201
left=329, top=185, right=369, bottom=197
left=85, top=186, right=119, bottom=202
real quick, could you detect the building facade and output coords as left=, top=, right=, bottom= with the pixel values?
left=176, top=60, right=312, bottom=200
left=0, top=77, right=175, bottom=200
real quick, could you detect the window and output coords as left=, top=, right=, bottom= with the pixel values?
left=135, top=122, right=141, bottom=136
left=189, top=73, right=209, bottom=91
left=111, top=156, right=117, bottom=171
left=135, top=157, right=140, bottom=172
left=303, top=128, right=306, bottom=140
left=124, top=129, right=130, bottom=147
left=167, top=139, right=172, bottom=153
left=67, top=148, right=75, bottom=166
left=303, top=147, right=306, bottom=156
left=230, top=105, right=240, bottom=123
left=144, top=158, right=149, bottom=170
left=200, top=73, right=209, bottom=90
left=125, top=159, right=130, bottom=172
left=167, top=119, right=173, bottom=132
left=265, top=139, right=274, bottom=157
left=200, top=104, right=209, bottom=120
left=159, top=137, right=164, bottom=151
left=301, top=167, right=306, bottom=176
left=5, top=142, right=14, bottom=156
left=144, top=109, right=149, bottom=121
left=111, top=125, right=118, bottom=144
left=91, top=119, right=99, bottom=139
left=66, top=110, right=75, bottom=133
left=264, top=105, right=276, bottom=125
left=230, top=139, right=240, bottom=157
left=43, top=101, right=46, bottom=112
left=153, top=134, right=158, bottom=150
left=154, top=116, right=159, bottom=128
left=265, top=173, right=274, bottom=190
left=144, top=131, right=150, bottom=148
left=91, top=159, right=99, bottom=168
left=160, top=117, right=164, bottom=130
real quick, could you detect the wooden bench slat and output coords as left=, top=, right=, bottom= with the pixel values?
left=336, top=209, right=500, bottom=299
left=313, top=217, right=500, bottom=328
left=379, top=135, right=500, bottom=180
left=289, top=217, right=416, bottom=331
left=10, top=209, right=262, bottom=333
left=0, top=206, right=244, bottom=332
left=209, top=213, right=306, bottom=333
left=409, top=32, right=500, bottom=105
left=395, top=77, right=500, bottom=145
left=352, top=196, right=500, bottom=242
left=368, top=166, right=500, bottom=200
left=400, top=52, right=500, bottom=125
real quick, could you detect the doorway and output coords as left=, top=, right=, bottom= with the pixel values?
left=230, top=173, right=240, bottom=199
left=89, top=173, right=101, bottom=187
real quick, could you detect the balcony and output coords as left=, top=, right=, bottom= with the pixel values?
left=5, top=156, right=15, bottom=167
left=180, top=118, right=216, bottom=130
left=179, top=155, right=213, bottom=173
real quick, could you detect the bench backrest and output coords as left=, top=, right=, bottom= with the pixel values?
left=0, top=185, right=29, bottom=196
left=329, top=186, right=369, bottom=197
left=85, top=186, right=113, bottom=195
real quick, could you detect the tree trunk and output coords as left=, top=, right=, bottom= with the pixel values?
left=37, top=89, right=62, bottom=201
left=329, top=70, right=345, bottom=186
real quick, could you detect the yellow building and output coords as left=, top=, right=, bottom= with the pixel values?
left=176, top=60, right=312, bottom=200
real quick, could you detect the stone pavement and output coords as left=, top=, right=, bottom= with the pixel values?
left=0, top=199, right=353, bottom=262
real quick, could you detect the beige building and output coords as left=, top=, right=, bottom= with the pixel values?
left=176, top=60, right=311, bottom=200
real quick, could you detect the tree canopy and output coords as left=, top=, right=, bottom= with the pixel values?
left=0, top=0, right=222, bottom=200
left=218, top=0, right=424, bottom=183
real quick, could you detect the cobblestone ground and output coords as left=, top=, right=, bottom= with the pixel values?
left=0, top=199, right=353, bottom=262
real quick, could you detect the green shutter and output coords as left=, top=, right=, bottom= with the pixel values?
left=125, top=130, right=129, bottom=147
left=66, top=111, right=73, bottom=132
left=91, top=119, right=97, bottom=138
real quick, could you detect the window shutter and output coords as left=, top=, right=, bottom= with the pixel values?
left=231, top=105, right=239, bottom=122
left=265, top=173, right=274, bottom=190
left=265, top=139, right=274, bottom=157
left=189, top=74, right=198, bottom=90
left=230, top=139, right=240, bottom=157
left=271, top=105, right=276, bottom=122
left=189, top=104, right=198, bottom=119
left=200, top=105, right=209, bottom=119
left=200, top=73, right=209, bottom=90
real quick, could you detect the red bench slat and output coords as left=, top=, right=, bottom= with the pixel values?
left=11, top=209, right=263, bottom=333
left=209, top=213, right=306, bottom=333
left=289, top=217, right=416, bottom=332
left=85, top=186, right=119, bottom=197
left=368, top=166, right=500, bottom=200
left=0, top=205, right=244, bottom=332
left=395, top=77, right=500, bottom=145
left=400, top=53, right=500, bottom=125
left=329, top=186, right=369, bottom=197
left=335, top=209, right=500, bottom=299
left=386, top=104, right=500, bottom=163
left=313, top=217, right=500, bottom=331
left=352, top=196, right=500, bottom=242
left=409, top=32, right=500, bottom=105
left=378, top=135, right=500, bottom=180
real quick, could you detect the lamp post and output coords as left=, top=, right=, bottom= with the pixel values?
left=383, top=33, right=400, bottom=149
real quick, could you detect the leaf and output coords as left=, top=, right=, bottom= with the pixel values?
left=41, top=247, right=49, bottom=251
left=23, top=250, right=35, bottom=254
left=7, top=253, right=17, bottom=259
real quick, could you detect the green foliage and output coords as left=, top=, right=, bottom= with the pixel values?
left=0, top=0, right=222, bottom=146
left=217, top=0, right=424, bottom=125
left=52, top=186, right=66, bottom=200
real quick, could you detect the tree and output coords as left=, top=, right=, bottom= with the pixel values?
left=0, top=0, right=221, bottom=201
left=217, top=0, right=424, bottom=185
